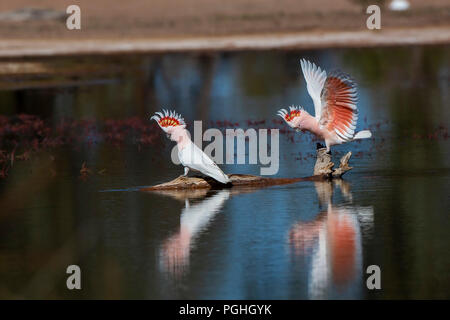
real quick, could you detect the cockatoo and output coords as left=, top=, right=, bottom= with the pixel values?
left=151, top=109, right=230, bottom=184
left=278, top=59, right=372, bottom=152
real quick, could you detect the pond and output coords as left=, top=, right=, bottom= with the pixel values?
left=0, top=45, right=449, bottom=299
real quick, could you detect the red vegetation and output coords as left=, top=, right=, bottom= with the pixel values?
left=0, top=114, right=160, bottom=178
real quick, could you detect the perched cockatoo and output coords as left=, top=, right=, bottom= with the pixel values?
left=151, top=109, right=230, bottom=184
left=278, top=59, right=372, bottom=152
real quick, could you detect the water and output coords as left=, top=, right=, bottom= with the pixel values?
left=0, top=46, right=449, bottom=299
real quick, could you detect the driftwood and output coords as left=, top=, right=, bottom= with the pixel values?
left=314, top=147, right=352, bottom=178
left=140, top=174, right=308, bottom=191
left=141, top=148, right=353, bottom=191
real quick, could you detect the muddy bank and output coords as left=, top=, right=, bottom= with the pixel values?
left=0, top=0, right=449, bottom=57
left=0, top=0, right=449, bottom=39
left=1, top=27, right=449, bottom=58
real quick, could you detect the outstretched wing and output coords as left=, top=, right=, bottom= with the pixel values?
left=180, top=142, right=230, bottom=184
left=300, top=59, right=327, bottom=120
left=319, top=71, right=358, bottom=142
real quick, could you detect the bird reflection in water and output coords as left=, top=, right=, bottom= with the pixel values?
left=289, top=180, right=374, bottom=299
left=158, top=189, right=230, bottom=277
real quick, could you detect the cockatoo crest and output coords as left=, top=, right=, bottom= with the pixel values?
left=151, top=109, right=186, bottom=133
left=277, top=106, right=303, bottom=126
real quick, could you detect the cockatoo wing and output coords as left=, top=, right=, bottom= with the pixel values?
left=300, top=59, right=327, bottom=120
left=319, top=71, right=358, bottom=142
left=179, top=142, right=230, bottom=184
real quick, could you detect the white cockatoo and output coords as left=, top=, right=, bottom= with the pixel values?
left=278, top=59, right=372, bottom=152
left=151, top=109, right=230, bottom=184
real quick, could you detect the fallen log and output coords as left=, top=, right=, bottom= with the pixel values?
left=141, top=148, right=353, bottom=191
left=140, top=174, right=310, bottom=191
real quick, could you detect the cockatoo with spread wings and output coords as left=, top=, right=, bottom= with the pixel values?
left=151, top=110, right=230, bottom=184
left=278, top=59, right=372, bottom=152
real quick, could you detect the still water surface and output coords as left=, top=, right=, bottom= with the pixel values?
left=0, top=46, right=449, bottom=299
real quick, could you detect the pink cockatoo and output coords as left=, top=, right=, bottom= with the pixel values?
left=151, top=109, right=230, bottom=184
left=278, top=59, right=372, bottom=152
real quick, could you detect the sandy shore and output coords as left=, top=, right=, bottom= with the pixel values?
left=0, top=0, right=449, bottom=56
